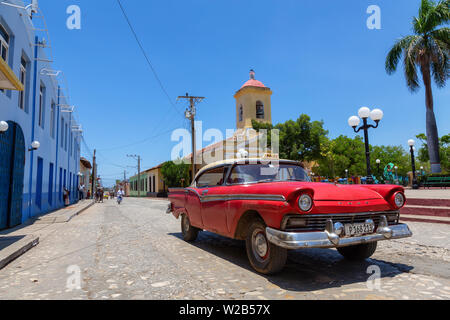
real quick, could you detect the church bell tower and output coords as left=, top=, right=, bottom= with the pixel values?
left=234, top=70, right=272, bottom=129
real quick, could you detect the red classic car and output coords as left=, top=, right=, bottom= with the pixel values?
left=167, top=159, right=412, bottom=274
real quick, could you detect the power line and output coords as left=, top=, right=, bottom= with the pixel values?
left=116, top=0, right=183, bottom=117
left=97, top=125, right=179, bottom=152
left=81, top=136, right=93, bottom=158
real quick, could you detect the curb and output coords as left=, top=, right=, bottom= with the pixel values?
left=66, top=200, right=95, bottom=222
left=401, top=217, right=450, bottom=225
left=0, top=235, right=39, bottom=270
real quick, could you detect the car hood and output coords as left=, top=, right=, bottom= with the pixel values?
left=238, top=182, right=384, bottom=201
left=306, top=183, right=384, bottom=201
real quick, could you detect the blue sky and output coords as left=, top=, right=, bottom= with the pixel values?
left=39, top=0, right=449, bottom=186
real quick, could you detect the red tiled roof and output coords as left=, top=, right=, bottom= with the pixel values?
left=241, top=79, right=266, bottom=89
left=80, top=157, right=92, bottom=169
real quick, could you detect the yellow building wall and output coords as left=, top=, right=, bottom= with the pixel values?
left=146, top=167, right=167, bottom=193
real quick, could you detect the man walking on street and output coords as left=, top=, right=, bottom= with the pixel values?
left=79, top=184, right=85, bottom=200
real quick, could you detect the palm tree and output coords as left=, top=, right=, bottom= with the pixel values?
left=386, top=0, right=449, bottom=173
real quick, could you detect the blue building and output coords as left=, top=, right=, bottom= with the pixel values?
left=0, top=1, right=82, bottom=230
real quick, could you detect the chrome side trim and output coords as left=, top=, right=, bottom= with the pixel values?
left=266, top=223, right=412, bottom=249
left=185, top=188, right=202, bottom=198
left=201, top=194, right=286, bottom=203
left=183, top=189, right=287, bottom=203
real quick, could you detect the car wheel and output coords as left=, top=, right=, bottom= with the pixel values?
left=181, top=214, right=200, bottom=242
left=337, top=242, right=378, bottom=261
left=245, top=220, right=287, bottom=275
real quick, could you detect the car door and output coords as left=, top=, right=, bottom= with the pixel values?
left=184, top=187, right=203, bottom=229
left=197, top=166, right=230, bottom=236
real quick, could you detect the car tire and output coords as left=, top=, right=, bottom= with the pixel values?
left=181, top=214, right=200, bottom=242
left=245, top=220, right=287, bottom=275
left=337, top=242, right=378, bottom=261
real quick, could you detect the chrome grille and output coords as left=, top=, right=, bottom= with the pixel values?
left=283, top=212, right=400, bottom=232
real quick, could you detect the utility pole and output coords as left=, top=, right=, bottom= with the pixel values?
left=177, top=93, right=205, bottom=183
left=127, top=155, right=141, bottom=197
left=91, top=149, right=96, bottom=199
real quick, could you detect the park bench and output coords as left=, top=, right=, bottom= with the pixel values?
left=423, top=176, right=450, bottom=189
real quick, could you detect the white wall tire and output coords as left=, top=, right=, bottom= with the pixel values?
left=245, top=220, right=287, bottom=275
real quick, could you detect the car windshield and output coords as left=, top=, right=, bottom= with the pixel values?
left=228, top=163, right=311, bottom=185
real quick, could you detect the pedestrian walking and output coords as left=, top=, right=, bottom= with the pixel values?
left=63, top=188, right=70, bottom=207
left=79, top=184, right=85, bottom=200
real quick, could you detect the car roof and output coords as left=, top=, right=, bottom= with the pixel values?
left=194, top=158, right=303, bottom=180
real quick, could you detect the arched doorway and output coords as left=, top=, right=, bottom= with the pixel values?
left=0, top=121, right=25, bottom=230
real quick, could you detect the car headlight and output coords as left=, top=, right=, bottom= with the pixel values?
left=394, top=192, right=405, bottom=208
left=298, top=194, right=313, bottom=212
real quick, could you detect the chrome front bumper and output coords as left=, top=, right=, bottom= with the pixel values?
left=266, top=218, right=412, bottom=250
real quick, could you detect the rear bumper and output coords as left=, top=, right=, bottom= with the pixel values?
left=266, top=223, right=412, bottom=249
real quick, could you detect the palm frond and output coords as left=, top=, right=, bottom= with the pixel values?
left=387, top=0, right=449, bottom=92
left=413, top=16, right=424, bottom=35
left=415, top=0, right=435, bottom=33
left=429, top=27, right=449, bottom=87
left=386, top=36, right=418, bottom=74
left=431, top=40, right=449, bottom=87
left=404, top=38, right=421, bottom=91
left=431, top=27, right=450, bottom=51
left=419, top=0, right=435, bottom=19
left=423, top=0, right=450, bottom=32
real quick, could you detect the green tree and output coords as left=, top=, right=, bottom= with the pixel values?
left=253, top=114, right=328, bottom=162
left=313, top=136, right=411, bottom=180
left=385, top=0, right=449, bottom=173
left=371, top=145, right=411, bottom=177
left=416, top=133, right=450, bottom=172
left=161, top=161, right=191, bottom=188
left=315, top=136, right=366, bottom=178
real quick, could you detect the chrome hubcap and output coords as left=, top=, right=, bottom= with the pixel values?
left=252, top=231, right=268, bottom=260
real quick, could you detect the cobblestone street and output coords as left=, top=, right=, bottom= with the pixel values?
left=0, top=198, right=449, bottom=300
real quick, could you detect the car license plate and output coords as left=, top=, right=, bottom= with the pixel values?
left=344, top=222, right=375, bottom=237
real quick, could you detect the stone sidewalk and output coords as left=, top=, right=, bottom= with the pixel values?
left=0, top=200, right=94, bottom=270
left=405, top=189, right=450, bottom=200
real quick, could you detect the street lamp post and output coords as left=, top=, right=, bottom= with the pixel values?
left=345, top=169, right=349, bottom=184
left=394, top=166, right=399, bottom=184
left=348, top=107, right=384, bottom=185
left=376, top=159, right=381, bottom=181
left=408, top=139, right=419, bottom=189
